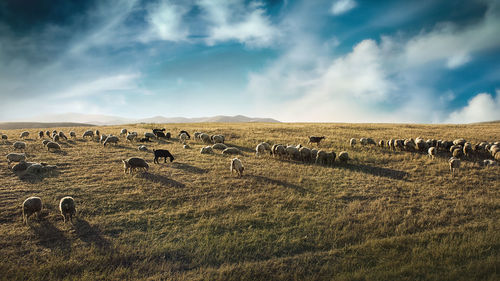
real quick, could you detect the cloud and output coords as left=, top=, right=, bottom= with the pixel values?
left=55, top=73, right=142, bottom=98
left=144, top=0, right=189, bottom=42
left=200, top=0, right=279, bottom=47
left=330, top=0, right=357, bottom=15
left=445, top=92, right=500, bottom=123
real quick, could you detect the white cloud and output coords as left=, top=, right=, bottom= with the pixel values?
left=445, top=92, right=500, bottom=123
left=331, top=0, right=357, bottom=15
left=144, top=0, right=189, bottom=42
left=200, top=0, right=279, bottom=47
left=56, top=73, right=142, bottom=98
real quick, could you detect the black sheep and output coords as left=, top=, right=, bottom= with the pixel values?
left=179, top=130, right=190, bottom=139
left=166, top=132, right=171, bottom=139
left=156, top=132, right=166, bottom=138
left=153, top=128, right=166, bottom=138
left=139, top=137, right=152, bottom=142
left=308, top=136, right=325, bottom=145
left=153, top=149, right=175, bottom=164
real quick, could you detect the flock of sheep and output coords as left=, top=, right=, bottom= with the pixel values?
left=2, top=127, right=499, bottom=226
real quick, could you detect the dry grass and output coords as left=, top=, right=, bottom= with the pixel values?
left=0, top=123, right=499, bottom=281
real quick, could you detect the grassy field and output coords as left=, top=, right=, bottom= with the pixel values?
left=0, top=122, right=499, bottom=280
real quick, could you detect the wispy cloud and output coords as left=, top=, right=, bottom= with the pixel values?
left=330, top=0, right=357, bottom=15
left=143, top=0, right=189, bottom=42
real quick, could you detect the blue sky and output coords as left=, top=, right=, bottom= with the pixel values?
left=0, top=0, right=499, bottom=123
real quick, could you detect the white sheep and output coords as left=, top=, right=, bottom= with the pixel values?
left=428, top=147, right=436, bottom=159
left=199, top=133, right=211, bottom=144
left=126, top=133, right=137, bottom=142
left=13, top=141, right=26, bottom=150
left=46, top=141, right=61, bottom=151
left=120, top=129, right=128, bottom=136
left=449, top=157, right=460, bottom=177
left=255, top=143, right=267, bottom=157
left=200, top=146, right=214, bottom=154
left=212, top=135, right=225, bottom=144
left=138, top=145, right=148, bottom=152
left=230, top=158, right=244, bottom=177
left=183, top=144, right=190, bottom=149
left=103, top=136, right=119, bottom=146
left=22, top=196, right=42, bottom=224
left=482, top=159, right=497, bottom=167
left=299, top=147, right=312, bottom=162
left=179, top=133, right=189, bottom=144
left=349, top=138, right=356, bottom=147
left=59, top=196, right=76, bottom=223
left=360, top=138, right=368, bottom=146
left=100, top=134, right=108, bottom=143
left=338, top=151, right=349, bottom=163
left=7, top=153, right=26, bottom=164
left=82, top=130, right=94, bottom=138
left=272, top=144, right=286, bottom=158
left=144, top=132, right=156, bottom=139
left=20, top=131, right=30, bottom=139
left=286, top=146, right=300, bottom=160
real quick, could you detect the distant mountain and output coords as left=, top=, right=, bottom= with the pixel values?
left=0, top=122, right=94, bottom=130
left=11, top=113, right=280, bottom=125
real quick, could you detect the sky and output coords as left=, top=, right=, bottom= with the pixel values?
left=0, top=0, right=499, bottom=123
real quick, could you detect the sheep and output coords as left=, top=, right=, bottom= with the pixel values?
left=428, top=147, right=436, bottom=159
left=82, top=130, right=94, bottom=139
left=299, top=147, right=312, bottom=162
left=315, top=150, right=328, bottom=165
left=153, top=128, right=165, bottom=135
left=308, top=136, right=325, bottom=146
left=13, top=141, right=26, bottom=150
left=103, top=136, right=119, bottom=146
left=213, top=143, right=228, bottom=150
left=100, top=134, right=108, bottom=143
left=360, top=138, right=368, bottom=146
left=230, top=158, right=244, bottom=177
left=179, top=130, right=191, bottom=139
left=165, top=132, right=171, bottom=139
left=494, top=151, right=500, bottom=162
left=179, top=133, right=189, bottom=144
left=155, top=131, right=166, bottom=138
left=95, top=130, right=100, bottom=137
left=58, top=131, right=68, bottom=140
left=255, top=143, right=267, bottom=157
left=144, top=132, right=156, bottom=139
left=286, top=146, right=300, bottom=160
left=22, top=197, right=42, bottom=224
left=463, top=143, right=473, bottom=158
left=20, top=131, right=29, bottom=139
left=453, top=138, right=467, bottom=146
left=59, top=196, right=76, bottom=223
left=452, top=148, right=463, bottom=158
left=310, top=148, right=318, bottom=160
left=183, top=144, right=190, bottom=149
left=126, top=133, right=137, bottom=142
left=490, top=145, right=499, bottom=157
left=45, top=130, right=51, bottom=137
left=12, top=161, right=33, bottom=173
left=222, top=147, right=241, bottom=155
left=120, top=129, right=128, bottom=136
left=7, top=153, right=26, bottom=164
left=153, top=149, right=175, bottom=164
left=194, top=132, right=202, bottom=140
left=212, top=135, right=225, bottom=144
left=52, top=130, right=58, bottom=135
left=122, top=157, right=149, bottom=174
left=350, top=138, right=356, bottom=147
left=296, top=144, right=303, bottom=149
left=1, top=134, right=7, bottom=141
left=366, top=138, right=376, bottom=145
left=449, top=157, right=461, bottom=177
left=395, top=139, right=404, bottom=150
left=52, top=134, right=60, bottom=143
left=38, top=131, right=44, bottom=138
left=416, top=139, right=428, bottom=152
left=42, top=140, right=50, bottom=146
left=378, top=140, right=385, bottom=148
left=404, top=139, right=416, bottom=151
left=199, top=133, right=211, bottom=144
left=70, top=131, right=76, bottom=138
left=449, top=144, right=462, bottom=153
left=46, top=141, right=61, bottom=151
left=138, top=145, right=148, bottom=152
left=139, top=137, right=152, bottom=143
left=258, top=142, right=270, bottom=153
left=200, top=146, right=214, bottom=154
left=338, top=151, right=349, bottom=163
left=482, top=159, right=497, bottom=167
left=388, top=139, right=395, bottom=150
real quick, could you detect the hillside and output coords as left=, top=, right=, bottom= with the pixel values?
left=0, top=122, right=94, bottom=130
left=0, top=123, right=498, bottom=280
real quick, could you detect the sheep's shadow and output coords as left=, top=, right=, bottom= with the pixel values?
left=51, top=150, right=68, bottom=156
left=74, top=218, right=111, bottom=251
left=225, top=143, right=253, bottom=153
left=341, top=163, right=410, bottom=181
left=18, top=169, right=60, bottom=183
left=249, top=174, right=308, bottom=194
left=170, top=162, right=208, bottom=174
left=139, top=173, right=186, bottom=188
left=31, top=220, right=71, bottom=257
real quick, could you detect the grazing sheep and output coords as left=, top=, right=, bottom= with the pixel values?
left=230, top=158, right=244, bottom=177
left=100, top=134, right=108, bottom=143
left=138, top=145, right=148, bottom=152
left=155, top=131, right=166, bottom=138
left=350, top=138, right=356, bottom=147
left=122, top=157, right=149, bottom=174
left=1, top=134, right=7, bottom=141
left=272, top=144, right=287, bottom=158
left=7, top=153, right=26, bottom=164
left=144, top=132, right=156, bottom=139
left=286, top=146, right=300, bottom=160
left=395, top=139, right=404, bottom=150
left=179, top=133, right=189, bottom=144
left=255, top=143, right=267, bottom=157
left=42, top=139, right=50, bottom=146
left=212, top=135, right=225, bottom=144
left=58, top=131, right=68, bottom=140
left=194, top=132, right=201, bottom=140
left=120, top=129, right=128, bottom=136
left=95, top=130, right=100, bottom=137
left=416, top=139, right=428, bottom=152
left=38, top=131, right=44, bottom=138
left=404, top=139, right=416, bottom=151
left=200, top=146, right=214, bottom=154
left=139, top=137, right=152, bottom=143
left=338, top=151, right=349, bottom=163
left=153, top=149, right=175, bottom=164
left=179, top=131, right=191, bottom=139
left=222, top=147, right=241, bottom=155
left=165, top=132, right=171, bottom=139
left=126, top=133, right=137, bottom=142
left=482, top=159, right=497, bottom=167
left=213, top=143, right=228, bottom=150
left=22, top=197, right=42, bottom=224
left=13, top=141, right=26, bottom=150
left=360, top=138, right=368, bottom=146
left=463, top=143, right=473, bottom=158
left=59, top=196, right=76, bottom=223
left=494, top=151, right=500, bottom=162
left=20, top=131, right=29, bottom=139
left=310, top=148, right=318, bottom=160
left=103, top=136, right=119, bottom=146
left=82, top=130, right=94, bottom=139
left=46, top=141, right=61, bottom=151
left=199, top=133, right=211, bottom=144
left=378, top=140, right=385, bottom=148
left=296, top=144, right=303, bottom=149
left=315, top=150, right=328, bottom=165
left=453, top=138, right=466, bottom=146
left=53, top=134, right=60, bottom=142
left=490, top=145, right=499, bottom=157
left=449, top=157, right=461, bottom=177
left=153, top=128, right=165, bottom=135
left=52, top=130, right=58, bottom=135
left=183, top=144, right=190, bottom=149
left=367, top=138, right=376, bottom=145
left=428, top=147, right=436, bottom=159
left=299, top=147, right=312, bottom=162
left=452, top=148, right=463, bottom=158
left=308, top=136, right=325, bottom=146
left=388, top=139, right=395, bottom=150
left=70, top=131, right=76, bottom=138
